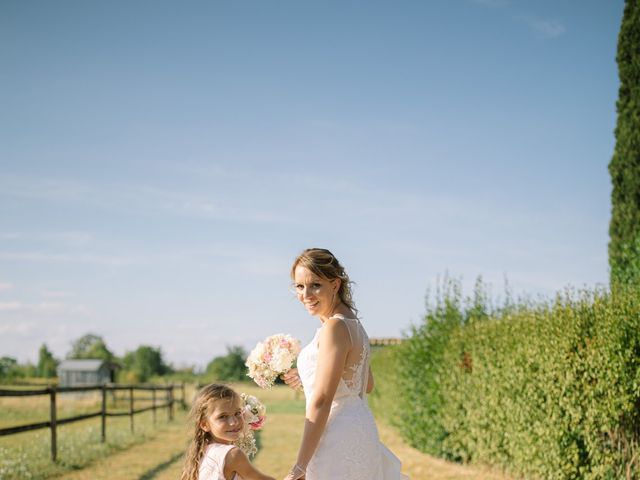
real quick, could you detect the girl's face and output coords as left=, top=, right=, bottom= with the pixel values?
left=293, top=265, right=340, bottom=319
left=200, top=397, right=244, bottom=444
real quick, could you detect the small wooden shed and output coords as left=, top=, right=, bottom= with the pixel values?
left=57, top=359, right=115, bottom=387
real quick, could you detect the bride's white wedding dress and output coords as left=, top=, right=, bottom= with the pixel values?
left=297, top=313, right=409, bottom=480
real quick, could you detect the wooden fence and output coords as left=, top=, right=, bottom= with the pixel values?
left=369, top=337, right=403, bottom=347
left=0, top=383, right=186, bottom=461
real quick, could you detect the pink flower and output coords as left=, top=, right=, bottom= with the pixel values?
left=249, top=416, right=266, bottom=430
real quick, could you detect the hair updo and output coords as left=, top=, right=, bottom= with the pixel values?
left=290, top=248, right=358, bottom=317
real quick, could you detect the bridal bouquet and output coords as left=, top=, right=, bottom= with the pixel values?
left=235, top=393, right=267, bottom=458
left=246, top=334, right=301, bottom=389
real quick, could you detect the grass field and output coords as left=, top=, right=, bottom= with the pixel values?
left=1, top=383, right=515, bottom=480
left=0, top=386, right=181, bottom=479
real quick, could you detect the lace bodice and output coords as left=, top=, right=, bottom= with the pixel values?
left=297, top=313, right=370, bottom=404
left=295, top=313, right=409, bottom=479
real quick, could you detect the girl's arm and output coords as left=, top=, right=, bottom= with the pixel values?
left=225, top=447, right=275, bottom=480
left=286, top=318, right=350, bottom=478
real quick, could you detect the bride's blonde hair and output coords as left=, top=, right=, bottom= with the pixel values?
left=291, top=248, right=358, bottom=317
left=180, top=384, right=239, bottom=480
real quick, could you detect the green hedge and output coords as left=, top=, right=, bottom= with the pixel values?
left=390, top=281, right=640, bottom=479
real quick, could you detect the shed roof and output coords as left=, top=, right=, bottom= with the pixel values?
left=58, top=359, right=106, bottom=371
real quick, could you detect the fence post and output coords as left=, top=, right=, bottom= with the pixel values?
left=166, top=387, right=171, bottom=421
left=49, top=387, right=57, bottom=462
left=101, top=384, right=107, bottom=443
left=181, top=382, right=186, bottom=410
left=169, top=385, right=174, bottom=421
left=129, top=386, right=134, bottom=433
left=152, top=387, right=157, bottom=425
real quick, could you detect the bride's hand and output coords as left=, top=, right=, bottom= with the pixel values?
left=283, top=463, right=306, bottom=479
left=282, top=368, right=302, bottom=391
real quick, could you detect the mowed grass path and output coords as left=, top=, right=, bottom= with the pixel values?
left=56, top=384, right=513, bottom=480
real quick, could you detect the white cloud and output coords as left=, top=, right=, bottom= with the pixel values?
left=41, top=290, right=75, bottom=299
left=0, top=233, right=22, bottom=240
left=0, top=251, right=136, bottom=266
left=0, top=231, right=93, bottom=246
left=0, top=170, right=421, bottom=236
left=0, top=301, right=89, bottom=315
left=32, top=302, right=90, bottom=315
left=0, top=174, right=290, bottom=225
left=520, top=15, right=566, bottom=39
left=0, top=281, right=13, bottom=291
left=0, top=321, right=90, bottom=363
left=0, top=301, right=22, bottom=312
left=45, top=232, right=94, bottom=247
left=0, top=321, right=37, bottom=336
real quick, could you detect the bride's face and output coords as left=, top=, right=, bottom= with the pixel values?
left=293, top=265, right=339, bottom=318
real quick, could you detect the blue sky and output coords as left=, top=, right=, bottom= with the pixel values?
left=0, top=0, right=624, bottom=367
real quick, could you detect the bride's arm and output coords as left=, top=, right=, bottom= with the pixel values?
left=287, top=318, right=350, bottom=478
left=366, top=366, right=375, bottom=393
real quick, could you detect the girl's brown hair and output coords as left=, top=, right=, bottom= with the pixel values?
left=291, top=248, right=358, bottom=317
left=180, top=383, right=239, bottom=480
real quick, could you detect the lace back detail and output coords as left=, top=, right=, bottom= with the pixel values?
left=331, top=314, right=370, bottom=398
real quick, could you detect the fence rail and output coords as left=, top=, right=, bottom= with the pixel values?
left=0, top=382, right=186, bottom=461
left=369, top=337, right=403, bottom=346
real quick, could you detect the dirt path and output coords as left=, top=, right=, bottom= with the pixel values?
left=57, top=411, right=513, bottom=480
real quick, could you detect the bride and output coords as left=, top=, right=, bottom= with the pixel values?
left=282, top=248, right=409, bottom=480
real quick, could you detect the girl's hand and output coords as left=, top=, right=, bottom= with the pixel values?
left=282, top=368, right=303, bottom=391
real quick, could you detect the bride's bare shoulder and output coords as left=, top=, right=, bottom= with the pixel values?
left=320, top=317, right=351, bottom=344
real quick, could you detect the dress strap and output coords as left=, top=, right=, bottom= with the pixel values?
left=329, top=313, right=359, bottom=321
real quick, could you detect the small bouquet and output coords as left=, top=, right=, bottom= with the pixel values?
left=246, top=334, right=301, bottom=389
left=235, top=393, right=267, bottom=458
left=241, top=393, right=266, bottom=429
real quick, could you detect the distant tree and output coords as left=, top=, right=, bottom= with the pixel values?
left=37, top=344, right=58, bottom=378
left=16, top=362, right=37, bottom=378
left=121, top=345, right=172, bottom=383
left=206, top=346, right=248, bottom=382
left=609, top=0, right=640, bottom=287
left=67, top=334, right=114, bottom=362
left=0, top=356, right=18, bottom=378
left=0, top=357, right=36, bottom=380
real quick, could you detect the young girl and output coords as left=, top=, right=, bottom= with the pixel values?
left=180, top=384, right=275, bottom=480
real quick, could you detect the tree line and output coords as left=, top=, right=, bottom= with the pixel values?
left=0, top=333, right=249, bottom=384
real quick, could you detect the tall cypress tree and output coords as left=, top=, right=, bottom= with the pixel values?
left=609, top=0, right=640, bottom=287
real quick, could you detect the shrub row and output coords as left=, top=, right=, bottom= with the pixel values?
left=376, top=280, right=640, bottom=479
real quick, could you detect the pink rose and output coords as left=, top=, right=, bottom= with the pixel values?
left=249, top=416, right=266, bottom=430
